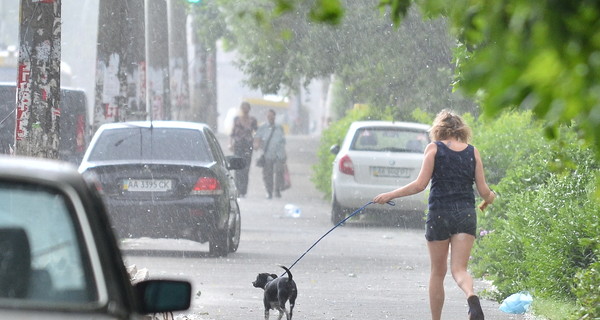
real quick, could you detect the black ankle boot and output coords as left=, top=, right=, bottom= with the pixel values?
left=467, top=295, right=484, bottom=320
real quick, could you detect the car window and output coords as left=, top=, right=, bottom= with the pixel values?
left=203, top=129, right=227, bottom=168
left=351, top=127, right=429, bottom=153
left=0, top=181, right=97, bottom=305
left=87, top=127, right=213, bottom=162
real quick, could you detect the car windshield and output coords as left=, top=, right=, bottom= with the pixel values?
left=351, top=127, right=429, bottom=153
left=87, top=127, right=212, bottom=162
left=0, top=181, right=96, bottom=304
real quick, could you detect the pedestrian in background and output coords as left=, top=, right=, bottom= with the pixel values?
left=229, top=101, right=257, bottom=198
left=372, top=109, right=496, bottom=320
left=254, top=109, right=287, bottom=199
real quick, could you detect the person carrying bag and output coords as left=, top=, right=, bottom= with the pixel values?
left=254, top=110, right=287, bottom=199
left=256, top=128, right=274, bottom=168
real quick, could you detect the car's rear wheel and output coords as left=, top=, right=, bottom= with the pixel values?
left=209, top=228, right=230, bottom=257
left=228, top=203, right=241, bottom=253
left=331, top=194, right=347, bottom=225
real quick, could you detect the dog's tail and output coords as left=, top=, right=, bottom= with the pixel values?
left=278, top=265, right=293, bottom=282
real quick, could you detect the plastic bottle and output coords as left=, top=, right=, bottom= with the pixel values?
left=284, top=204, right=301, bottom=218
left=291, top=207, right=301, bottom=218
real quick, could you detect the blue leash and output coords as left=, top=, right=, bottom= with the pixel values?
left=284, top=200, right=395, bottom=274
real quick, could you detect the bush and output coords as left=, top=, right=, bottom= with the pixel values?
left=471, top=110, right=549, bottom=185
left=471, top=117, right=599, bottom=311
left=573, top=260, right=600, bottom=319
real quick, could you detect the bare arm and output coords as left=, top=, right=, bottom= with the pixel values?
left=474, top=147, right=496, bottom=210
left=372, top=142, right=436, bottom=204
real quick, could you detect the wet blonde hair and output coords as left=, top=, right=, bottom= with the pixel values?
left=429, top=109, right=472, bottom=143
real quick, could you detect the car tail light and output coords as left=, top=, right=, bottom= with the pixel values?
left=191, top=177, right=223, bottom=195
left=339, top=154, right=354, bottom=176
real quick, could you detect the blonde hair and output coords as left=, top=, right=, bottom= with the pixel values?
left=429, top=109, right=472, bottom=143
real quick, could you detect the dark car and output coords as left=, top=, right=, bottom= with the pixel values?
left=78, top=121, right=245, bottom=257
left=0, top=155, right=191, bottom=318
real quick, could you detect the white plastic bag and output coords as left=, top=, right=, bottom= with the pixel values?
left=499, top=291, right=533, bottom=314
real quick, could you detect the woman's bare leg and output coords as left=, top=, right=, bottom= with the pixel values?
left=449, top=233, right=476, bottom=298
left=427, top=239, right=450, bottom=320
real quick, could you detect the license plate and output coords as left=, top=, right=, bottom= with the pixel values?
left=370, top=166, right=411, bottom=178
left=122, top=179, right=173, bottom=192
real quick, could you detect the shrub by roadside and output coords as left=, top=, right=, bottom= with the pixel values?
left=471, top=112, right=599, bottom=319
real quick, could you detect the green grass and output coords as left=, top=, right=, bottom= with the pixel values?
left=530, top=297, right=579, bottom=320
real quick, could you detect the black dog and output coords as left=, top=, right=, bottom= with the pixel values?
left=252, top=265, right=297, bottom=320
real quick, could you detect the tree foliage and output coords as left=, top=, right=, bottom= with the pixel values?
left=214, top=0, right=474, bottom=115
left=197, top=0, right=600, bottom=153
left=185, top=0, right=227, bottom=47
left=296, top=0, right=600, bottom=154
left=425, top=0, right=600, bottom=150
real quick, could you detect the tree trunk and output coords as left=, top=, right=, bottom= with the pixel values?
left=15, top=0, right=62, bottom=159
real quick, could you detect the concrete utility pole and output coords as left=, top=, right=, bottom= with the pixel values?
left=205, top=42, right=218, bottom=130
left=145, top=0, right=171, bottom=121
left=15, top=0, right=62, bottom=159
left=94, top=0, right=146, bottom=130
left=167, top=0, right=190, bottom=120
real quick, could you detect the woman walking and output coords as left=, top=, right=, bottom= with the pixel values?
left=229, top=102, right=257, bottom=197
left=373, top=109, right=496, bottom=320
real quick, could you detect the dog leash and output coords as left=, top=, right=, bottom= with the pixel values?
left=284, top=200, right=395, bottom=275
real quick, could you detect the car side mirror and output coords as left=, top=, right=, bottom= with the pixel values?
left=226, top=155, right=246, bottom=170
left=330, top=144, right=340, bottom=155
left=134, top=279, right=192, bottom=314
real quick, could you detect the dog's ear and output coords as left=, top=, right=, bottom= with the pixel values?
left=270, top=273, right=278, bottom=279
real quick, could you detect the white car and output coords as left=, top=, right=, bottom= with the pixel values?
left=330, top=121, right=430, bottom=225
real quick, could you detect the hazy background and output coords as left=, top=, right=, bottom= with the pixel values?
left=0, top=0, right=328, bottom=134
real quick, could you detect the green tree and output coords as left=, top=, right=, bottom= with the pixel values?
left=424, top=0, right=600, bottom=150
left=297, top=0, right=600, bottom=155
left=216, top=0, right=475, bottom=115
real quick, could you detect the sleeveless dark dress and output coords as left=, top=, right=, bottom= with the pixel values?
left=428, top=141, right=476, bottom=211
left=425, top=141, right=477, bottom=241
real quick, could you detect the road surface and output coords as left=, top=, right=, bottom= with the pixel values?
left=122, top=134, right=531, bottom=320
